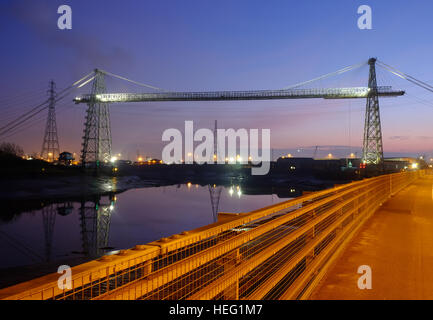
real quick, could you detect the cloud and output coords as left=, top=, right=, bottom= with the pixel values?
left=388, top=135, right=410, bottom=141
left=417, top=136, right=433, bottom=140
left=2, top=1, right=134, bottom=69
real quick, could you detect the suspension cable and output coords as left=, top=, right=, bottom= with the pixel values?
left=281, top=61, right=367, bottom=90
left=377, top=60, right=433, bottom=94
left=98, top=69, right=169, bottom=92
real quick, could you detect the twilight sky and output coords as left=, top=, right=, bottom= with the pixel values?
left=1, top=0, right=433, bottom=160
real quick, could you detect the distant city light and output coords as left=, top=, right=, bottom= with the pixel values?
left=110, top=156, right=117, bottom=163
left=229, top=187, right=234, bottom=196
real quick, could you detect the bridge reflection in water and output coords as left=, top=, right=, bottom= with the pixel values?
left=0, top=170, right=426, bottom=300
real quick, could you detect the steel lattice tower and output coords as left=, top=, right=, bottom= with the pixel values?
left=208, top=185, right=222, bottom=222
left=41, top=204, right=57, bottom=262
left=362, top=58, right=384, bottom=166
left=41, top=81, right=60, bottom=162
left=81, top=69, right=112, bottom=167
left=79, top=196, right=114, bottom=258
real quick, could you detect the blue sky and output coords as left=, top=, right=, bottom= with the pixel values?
left=1, top=0, right=433, bottom=159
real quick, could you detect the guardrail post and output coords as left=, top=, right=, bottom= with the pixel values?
left=222, top=249, right=240, bottom=300
left=390, top=174, right=393, bottom=196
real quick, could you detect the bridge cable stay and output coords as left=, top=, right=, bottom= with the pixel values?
left=375, top=62, right=433, bottom=112
left=98, top=69, right=169, bottom=92
left=281, top=61, right=367, bottom=89
left=377, top=60, right=433, bottom=94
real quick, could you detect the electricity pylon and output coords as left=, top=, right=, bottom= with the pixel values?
left=362, top=58, right=384, bottom=166
left=41, top=80, right=60, bottom=162
left=80, top=69, right=112, bottom=167
left=209, top=120, right=223, bottom=222
left=41, top=204, right=57, bottom=262
left=209, top=184, right=222, bottom=222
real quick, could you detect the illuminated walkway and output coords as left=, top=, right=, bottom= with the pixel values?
left=310, top=174, right=433, bottom=300
left=0, top=170, right=425, bottom=300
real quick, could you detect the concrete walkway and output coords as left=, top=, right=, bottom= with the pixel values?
left=310, top=174, right=433, bottom=300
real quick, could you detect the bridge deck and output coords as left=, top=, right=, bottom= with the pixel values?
left=310, top=174, right=433, bottom=300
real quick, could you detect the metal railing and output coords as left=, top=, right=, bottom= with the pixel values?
left=0, top=170, right=423, bottom=300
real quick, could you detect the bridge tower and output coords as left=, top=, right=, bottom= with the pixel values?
left=80, top=69, right=112, bottom=167
left=79, top=195, right=114, bottom=258
left=362, top=58, right=384, bottom=166
left=41, top=80, right=60, bottom=162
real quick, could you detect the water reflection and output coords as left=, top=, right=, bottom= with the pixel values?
left=208, top=185, right=223, bottom=222
left=0, top=179, right=328, bottom=275
left=79, top=194, right=116, bottom=259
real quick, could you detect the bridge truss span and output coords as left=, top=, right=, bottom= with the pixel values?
left=74, top=86, right=404, bottom=104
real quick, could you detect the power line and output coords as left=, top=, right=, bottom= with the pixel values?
left=0, top=71, right=94, bottom=139
left=0, top=90, right=74, bottom=138
left=0, top=102, right=71, bottom=140
left=0, top=101, right=49, bottom=136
